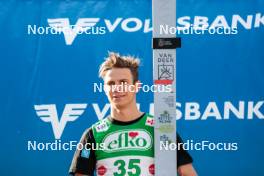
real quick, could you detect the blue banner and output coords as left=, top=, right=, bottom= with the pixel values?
left=0, top=0, right=263, bottom=175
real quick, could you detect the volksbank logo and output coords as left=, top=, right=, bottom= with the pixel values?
left=27, top=13, right=263, bottom=45
left=33, top=101, right=263, bottom=139
left=102, top=129, right=153, bottom=152
left=34, top=104, right=87, bottom=139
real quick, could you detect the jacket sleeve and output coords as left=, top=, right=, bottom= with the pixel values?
left=177, top=133, right=193, bottom=167
left=69, top=128, right=96, bottom=176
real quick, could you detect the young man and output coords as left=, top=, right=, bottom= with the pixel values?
left=69, top=53, right=197, bottom=176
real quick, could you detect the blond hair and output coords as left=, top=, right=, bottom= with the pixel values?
left=99, top=52, right=140, bottom=82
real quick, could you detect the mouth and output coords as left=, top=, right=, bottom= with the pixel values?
left=112, top=94, right=126, bottom=100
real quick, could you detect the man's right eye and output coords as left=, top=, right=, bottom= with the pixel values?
left=107, top=82, right=115, bottom=86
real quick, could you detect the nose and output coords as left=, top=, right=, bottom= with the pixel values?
left=112, top=82, right=127, bottom=93
left=115, top=83, right=124, bottom=93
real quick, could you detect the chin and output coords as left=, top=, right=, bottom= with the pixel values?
left=113, top=103, right=126, bottom=109
left=112, top=101, right=128, bottom=109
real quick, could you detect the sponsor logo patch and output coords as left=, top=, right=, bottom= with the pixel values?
left=95, top=120, right=109, bottom=132
left=97, top=165, right=107, bottom=175
left=102, top=129, right=152, bottom=152
left=145, top=116, right=154, bottom=126
left=81, top=148, right=90, bottom=158
left=149, top=164, right=155, bottom=175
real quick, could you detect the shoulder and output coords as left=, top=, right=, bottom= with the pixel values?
left=80, top=127, right=92, bottom=137
left=78, top=127, right=94, bottom=144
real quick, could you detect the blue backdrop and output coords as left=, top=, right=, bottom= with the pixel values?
left=0, top=0, right=264, bottom=175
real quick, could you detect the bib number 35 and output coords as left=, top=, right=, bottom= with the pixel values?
left=113, top=159, right=141, bottom=176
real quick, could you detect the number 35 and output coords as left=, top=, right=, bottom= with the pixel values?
left=113, top=159, right=141, bottom=176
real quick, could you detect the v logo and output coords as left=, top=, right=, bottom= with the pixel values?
left=34, top=104, right=87, bottom=139
left=47, top=18, right=100, bottom=45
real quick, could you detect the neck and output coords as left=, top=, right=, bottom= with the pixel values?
left=111, top=102, right=143, bottom=122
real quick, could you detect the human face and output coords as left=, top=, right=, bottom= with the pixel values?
left=103, top=68, right=138, bottom=109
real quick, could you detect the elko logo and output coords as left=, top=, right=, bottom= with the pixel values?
left=103, top=129, right=153, bottom=152
left=34, top=104, right=87, bottom=139
left=47, top=18, right=100, bottom=45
